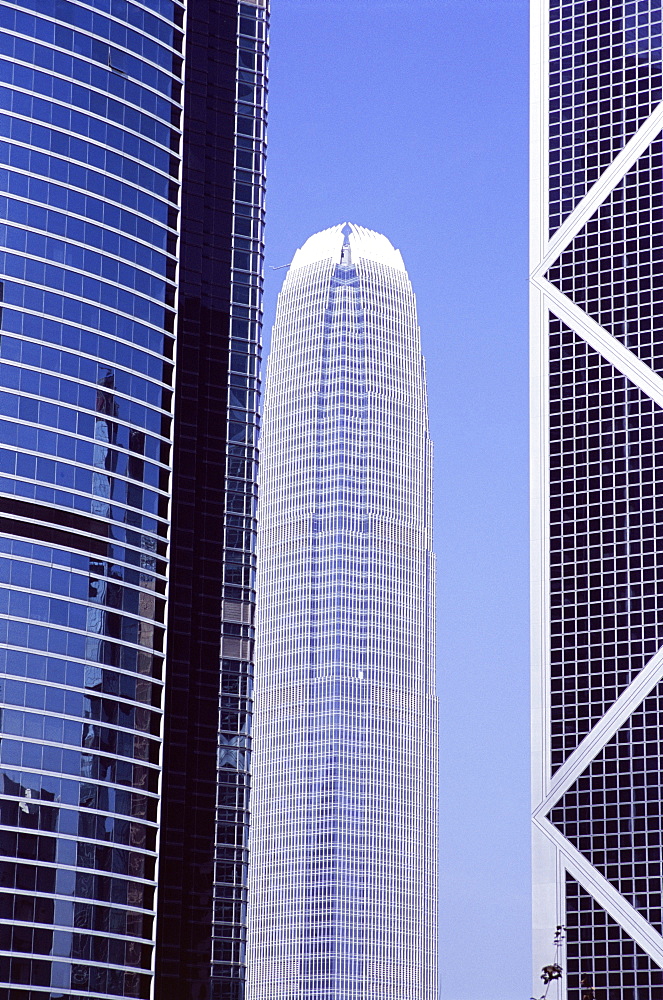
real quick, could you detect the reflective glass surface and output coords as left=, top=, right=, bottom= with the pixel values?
left=548, top=319, right=663, bottom=770
left=213, top=3, right=266, bottom=996
left=153, top=1, right=266, bottom=997
left=551, top=682, right=663, bottom=931
left=564, top=876, right=663, bottom=999
left=538, top=0, right=663, bottom=987
left=0, top=0, right=182, bottom=995
left=548, top=0, right=662, bottom=235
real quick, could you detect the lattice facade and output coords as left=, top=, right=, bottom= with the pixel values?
left=532, top=0, right=663, bottom=992
left=247, top=225, right=438, bottom=1000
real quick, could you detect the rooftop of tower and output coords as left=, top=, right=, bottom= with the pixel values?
left=290, top=223, right=406, bottom=272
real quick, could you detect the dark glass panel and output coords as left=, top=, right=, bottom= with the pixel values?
left=548, top=137, right=663, bottom=377
left=551, top=684, right=663, bottom=929
left=565, top=874, right=663, bottom=999
left=548, top=0, right=662, bottom=234
left=549, top=319, right=663, bottom=770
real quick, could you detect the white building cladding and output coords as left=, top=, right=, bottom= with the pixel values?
left=532, top=1, right=663, bottom=996
left=248, top=224, right=438, bottom=999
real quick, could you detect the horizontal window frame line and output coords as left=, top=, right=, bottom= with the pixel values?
left=0, top=818, right=159, bottom=857
left=0, top=607, right=167, bottom=655
left=0, top=552, right=165, bottom=600
left=0, top=477, right=169, bottom=531
left=0, top=925, right=152, bottom=953
left=0, top=153, right=177, bottom=221
left=2, top=696, right=164, bottom=735
left=0, top=0, right=185, bottom=37
left=0, top=97, right=182, bottom=168
left=0, top=112, right=179, bottom=193
left=0, top=493, right=166, bottom=543
left=0, top=783, right=161, bottom=822
left=0, top=416, right=171, bottom=471
left=0, top=443, right=171, bottom=500
left=0, top=519, right=107, bottom=562
left=0, top=943, right=154, bottom=966
left=0, top=337, right=174, bottom=396
left=0, top=417, right=171, bottom=474
left=0, top=520, right=168, bottom=569
left=0, top=982, right=151, bottom=1000
left=0, top=697, right=164, bottom=734
left=1, top=212, right=179, bottom=271
left=0, top=190, right=179, bottom=264
left=0, top=781, right=161, bottom=816
left=0, top=363, right=173, bottom=422
left=2, top=554, right=167, bottom=600
left=0, top=391, right=173, bottom=448
left=0, top=247, right=176, bottom=307
left=0, top=43, right=184, bottom=112
left=0, top=187, right=177, bottom=253
left=0, top=0, right=185, bottom=70
left=231, top=266, right=265, bottom=284
left=2, top=301, right=176, bottom=361
left=0, top=858, right=157, bottom=889
left=0, top=716, right=163, bottom=753
left=1, top=630, right=166, bottom=666
left=0, top=676, right=162, bottom=716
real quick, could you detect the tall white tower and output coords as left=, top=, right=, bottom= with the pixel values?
left=248, top=224, right=438, bottom=999
left=532, top=1, right=663, bottom=996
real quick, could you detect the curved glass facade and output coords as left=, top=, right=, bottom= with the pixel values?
left=0, top=1, right=182, bottom=995
left=248, top=225, right=438, bottom=1000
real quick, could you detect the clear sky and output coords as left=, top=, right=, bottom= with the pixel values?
left=262, top=2, right=531, bottom=997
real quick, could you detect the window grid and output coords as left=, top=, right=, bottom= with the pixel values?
left=549, top=318, right=663, bottom=771
left=551, top=683, right=663, bottom=930
left=0, top=0, right=181, bottom=993
left=249, top=226, right=437, bottom=1000
left=548, top=0, right=662, bottom=236
left=548, top=137, right=663, bottom=377
left=564, top=874, right=663, bottom=999
left=211, top=1, right=268, bottom=994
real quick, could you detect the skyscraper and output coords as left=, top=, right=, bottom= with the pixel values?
left=248, top=224, right=438, bottom=999
left=0, top=2, right=266, bottom=998
left=531, top=1, right=663, bottom=995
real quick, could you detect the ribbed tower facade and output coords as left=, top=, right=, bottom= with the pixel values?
left=532, top=0, right=663, bottom=995
left=0, top=2, right=267, bottom=997
left=248, top=224, right=438, bottom=1000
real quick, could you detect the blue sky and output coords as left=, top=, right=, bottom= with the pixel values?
left=262, top=2, right=530, bottom=996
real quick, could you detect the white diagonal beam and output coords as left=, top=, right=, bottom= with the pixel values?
left=531, top=279, right=663, bottom=810
left=534, top=641, right=663, bottom=818
left=535, top=816, right=663, bottom=966
left=533, top=98, right=663, bottom=277
left=534, top=276, right=663, bottom=411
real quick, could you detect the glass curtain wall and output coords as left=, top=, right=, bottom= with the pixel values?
left=0, top=1, right=183, bottom=996
left=532, top=0, right=663, bottom=995
left=215, top=3, right=266, bottom=995
left=155, top=1, right=267, bottom=997
left=0, top=1, right=267, bottom=998
left=248, top=225, right=438, bottom=1000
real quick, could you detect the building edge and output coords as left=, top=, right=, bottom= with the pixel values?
left=155, top=1, right=267, bottom=997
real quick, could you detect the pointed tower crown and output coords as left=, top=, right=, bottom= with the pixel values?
left=290, top=223, right=406, bottom=271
